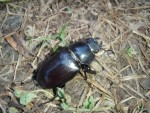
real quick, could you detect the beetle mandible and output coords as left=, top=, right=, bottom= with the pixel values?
left=33, top=38, right=101, bottom=92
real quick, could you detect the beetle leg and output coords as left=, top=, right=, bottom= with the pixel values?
left=82, top=64, right=96, bottom=76
left=52, top=84, right=65, bottom=96
left=53, top=85, right=67, bottom=99
left=37, top=89, right=57, bottom=106
left=59, top=84, right=66, bottom=88
left=79, top=71, right=87, bottom=80
left=53, top=88, right=57, bottom=97
left=82, top=64, right=96, bottom=73
left=83, top=71, right=87, bottom=80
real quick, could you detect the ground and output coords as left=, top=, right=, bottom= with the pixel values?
left=0, top=0, right=150, bottom=113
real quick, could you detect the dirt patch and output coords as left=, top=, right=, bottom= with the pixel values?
left=0, top=0, right=150, bottom=113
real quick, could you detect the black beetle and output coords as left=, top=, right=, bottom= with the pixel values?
left=33, top=38, right=101, bottom=95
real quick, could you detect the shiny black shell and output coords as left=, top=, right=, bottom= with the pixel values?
left=35, top=38, right=100, bottom=89
left=70, top=42, right=95, bottom=64
left=36, top=47, right=80, bottom=88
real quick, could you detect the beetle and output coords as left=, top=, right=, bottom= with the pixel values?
left=33, top=38, right=101, bottom=97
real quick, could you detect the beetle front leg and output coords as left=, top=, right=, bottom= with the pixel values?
left=81, top=64, right=96, bottom=80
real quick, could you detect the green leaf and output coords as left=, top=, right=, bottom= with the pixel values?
left=37, top=36, right=50, bottom=42
left=58, top=41, right=66, bottom=47
left=49, top=24, right=68, bottom=48
left=61, top=102, right=69, bottom=110
left=58, top=24, right=68, bottom=47
left=56, top=87, right=65, bottom=99
left=59, top=23, right=67, bottom=37
left=60, top=28, right=67, bottom=39
left=66, top=7, right=72, bottom=14
left=8, top=107, right=19, bottom=113
left=51, top=34, right=60, bottom=39
left=14, top=89, right=24, bottom=98
left=83, top=101, right=88, bottom=108
left=20, top=92, right=37, bottom=105
left=51, top=46, right=59, bottom=52
left=127, top=47, right=134, bottom=57
left=60, top=32, right=67, bottom=41
left=89, top=96, right=94, bottom=102
left=83, top=96, right=94, bottom=109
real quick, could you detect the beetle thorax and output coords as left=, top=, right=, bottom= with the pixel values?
left=69, top=42, right=95, bottom=65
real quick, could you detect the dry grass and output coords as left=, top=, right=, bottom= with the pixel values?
left=0, top=0, right=150, bottom=113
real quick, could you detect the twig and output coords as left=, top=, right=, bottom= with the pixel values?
left=132, top=30, right=150, bottom=41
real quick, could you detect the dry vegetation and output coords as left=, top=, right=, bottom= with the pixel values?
left=0, top=0, right=150, bottom=113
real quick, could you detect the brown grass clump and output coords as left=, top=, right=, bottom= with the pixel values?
left=0, top=0, right=150, bottom=113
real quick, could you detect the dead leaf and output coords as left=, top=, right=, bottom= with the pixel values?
left=4, top=32, right=34, bottom=58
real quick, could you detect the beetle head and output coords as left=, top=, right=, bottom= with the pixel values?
left=85, top=38, right=102, bottom=53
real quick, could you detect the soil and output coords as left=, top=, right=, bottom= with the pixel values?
left=0, top=0, right=150, bottom=113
